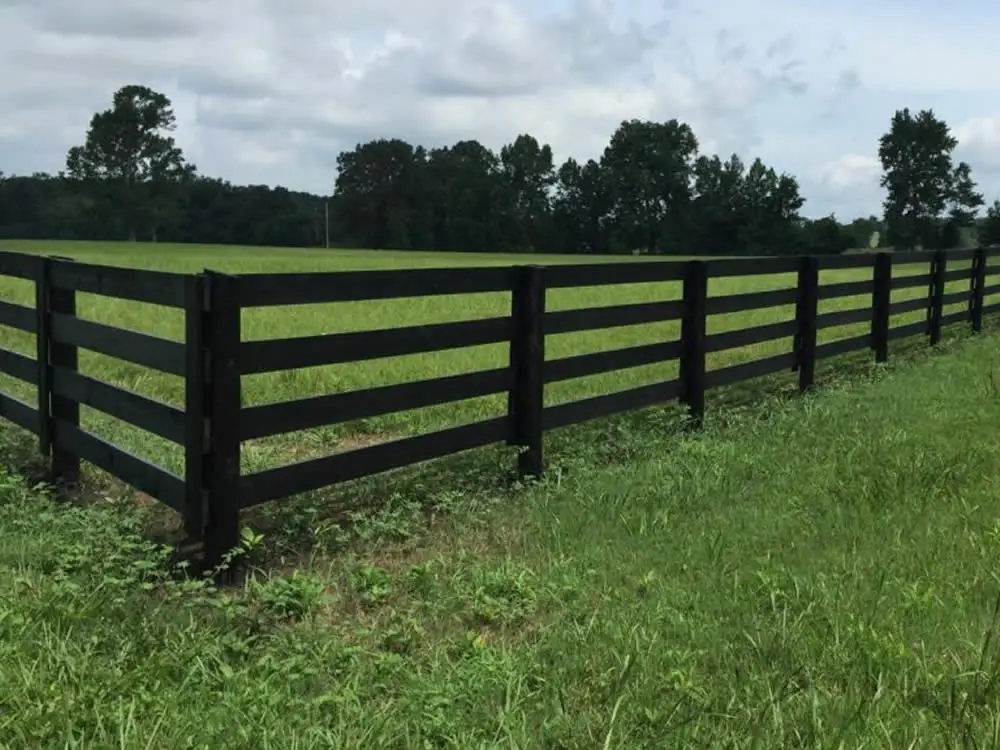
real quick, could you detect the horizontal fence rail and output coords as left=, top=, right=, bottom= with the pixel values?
left=236, top=266, right=517, bottom=306
left=239, top=317, right=513, bottom=374
left=239, top=417, right=511, bottom=507
left=0, top=247, right=998, bottom=570
left=238, top=368, right=514, bottom=441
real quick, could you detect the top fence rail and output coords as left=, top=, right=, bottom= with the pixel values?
left=234, top=266, right=518, bottom=306
left=50, top=260, right=189, bottom=308
left=1, top=248, right=982, bottom=305
left=0, top=252, right=39, bottom=280
left=0, top=252, right=189, bottom=307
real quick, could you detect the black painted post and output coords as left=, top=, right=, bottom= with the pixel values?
left=971, top=247, right=986, bottom=333
left=203, top=271, right=242, bottom=579
left=183, top=274, right=207, bottom=540
left=45, top=257, right=80, bottom=485
left=928, top=250, right=946, bottom=346
left=794, top=255, right=819, bottom=391
left=871, top=252, right=892, bottom=363
left=34, top=257, right=50, bottom=459
left=508, top=266, right=545, bottom=479
left=679, top=260, right=708, bottom=425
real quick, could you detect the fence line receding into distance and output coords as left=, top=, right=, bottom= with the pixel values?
left=0, top=247, right=997, bottom=566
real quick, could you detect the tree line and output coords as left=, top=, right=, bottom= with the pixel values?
left=2, top=84, right=1000, bottom=254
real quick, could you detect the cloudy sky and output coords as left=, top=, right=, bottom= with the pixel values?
left=2, top=0, right=999, bottom=219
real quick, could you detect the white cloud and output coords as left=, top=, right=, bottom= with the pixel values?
left=956, top=117, right=1000, bottom=168
left=820, top=154, right=881, bottom=192
left=3, top=0, right=1000, bottom=217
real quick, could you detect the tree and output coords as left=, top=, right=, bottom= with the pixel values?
left=424, top=140, right=502, bottom=252
left=948, top=161, right=984, bottom=224
left=691, top=154, right=745, bottom=255
left=844, top=215, right=884, bottom=249
left=690, top=154, right=804, bottom=255
left=941, top=160, right=984, bottom=247
left=981, top=200, right=1000, bottom=246
left=334, top=138, right=422, bottom=249
left=0, top=168, right=329, bottom=245
left=878, top=108, right=982, bottom=250
left=65, top=85, right=194, bottom=241
left=498, top=134, right=554, bottom=252
left=552, top=158, right=612, bottom=254
left=601, top=119, right=699, bottom=254
left=798, top=215, right=855, bottom=255
left=8, top=87, right=844, bottom=255
left=738, top=158, right=805, bottom=255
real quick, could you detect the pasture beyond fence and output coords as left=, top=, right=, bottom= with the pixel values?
left=0, top=248, right=998, bottom=567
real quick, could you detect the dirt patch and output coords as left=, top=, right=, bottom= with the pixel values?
left=338, top=432, right=400, bottom=452
left=263, top=431, right=400, bottom=465
left=132, top=492, right=158, bottom=511
left=131, top=492, right=184, bottom=541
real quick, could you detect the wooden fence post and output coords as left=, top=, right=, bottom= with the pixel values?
left=928, top=250, right=946, bottom=346
left=183, top=274, right=207, bottom=541
left=679, top=260, right=707, bottom=425
left=971, top=247, right=986, bottom=333
left=794, top=255, right=819, bottom=391
left=871, top=252, right=892, bottom=363
left=44, top=257, right=80, bottom=485
left=508, top=265, right=545, bottom=479
left=34, top=257, right=50, bottom=460
left=203, top=271, right=242, bottom=578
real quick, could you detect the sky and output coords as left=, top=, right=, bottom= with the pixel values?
left=2, top=0, right=1000, bottom=220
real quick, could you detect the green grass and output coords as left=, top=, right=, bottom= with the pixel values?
left=4, top=331, right=1000, bottom=746
left=0, top=240, right=985, bottom=489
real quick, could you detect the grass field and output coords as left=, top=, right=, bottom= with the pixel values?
left=0, top=240, right=982, bottom=489
left=4, top=331, right=1000, bottom=747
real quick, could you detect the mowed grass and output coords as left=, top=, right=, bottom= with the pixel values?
left=0, top=240, right=991, bottom=482
left=5, top=333, right=1000, bottom=746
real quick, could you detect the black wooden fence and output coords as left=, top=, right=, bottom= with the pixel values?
left=1, top=247, right=998, bottom=567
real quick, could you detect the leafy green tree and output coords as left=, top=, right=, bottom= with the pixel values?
left=7, top=88, right=831, bottom=256
left=498, top=134, right=554, bottom=252
left=690, top=154, right=804, bottom=255
left=948, top=161, right=984, bottom=225
left=981, top=200, right=1000, bottom=246
left=878, top=108, right=982, bottom=249
left=940, top=160, right=985, bottom=248
left=601, top=119, right=699, bottom=254
left=334, top=138, right=423, bottom=249
left=691, top=154, right=745, bottom=255
left=405, top=145, right=435, bottom=250
left=427, top=140, right=503, bottom=252
left=738, top=158, right=805, bottom=255
left=552, top=158, right=612, bottom=254
left=798, top=215, right=855, bottom=255
left=844, top=215, right=884, bottom=249
left=65, top=85, right=194, bottom=241
left=0, top=169, right=326, bottom=245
